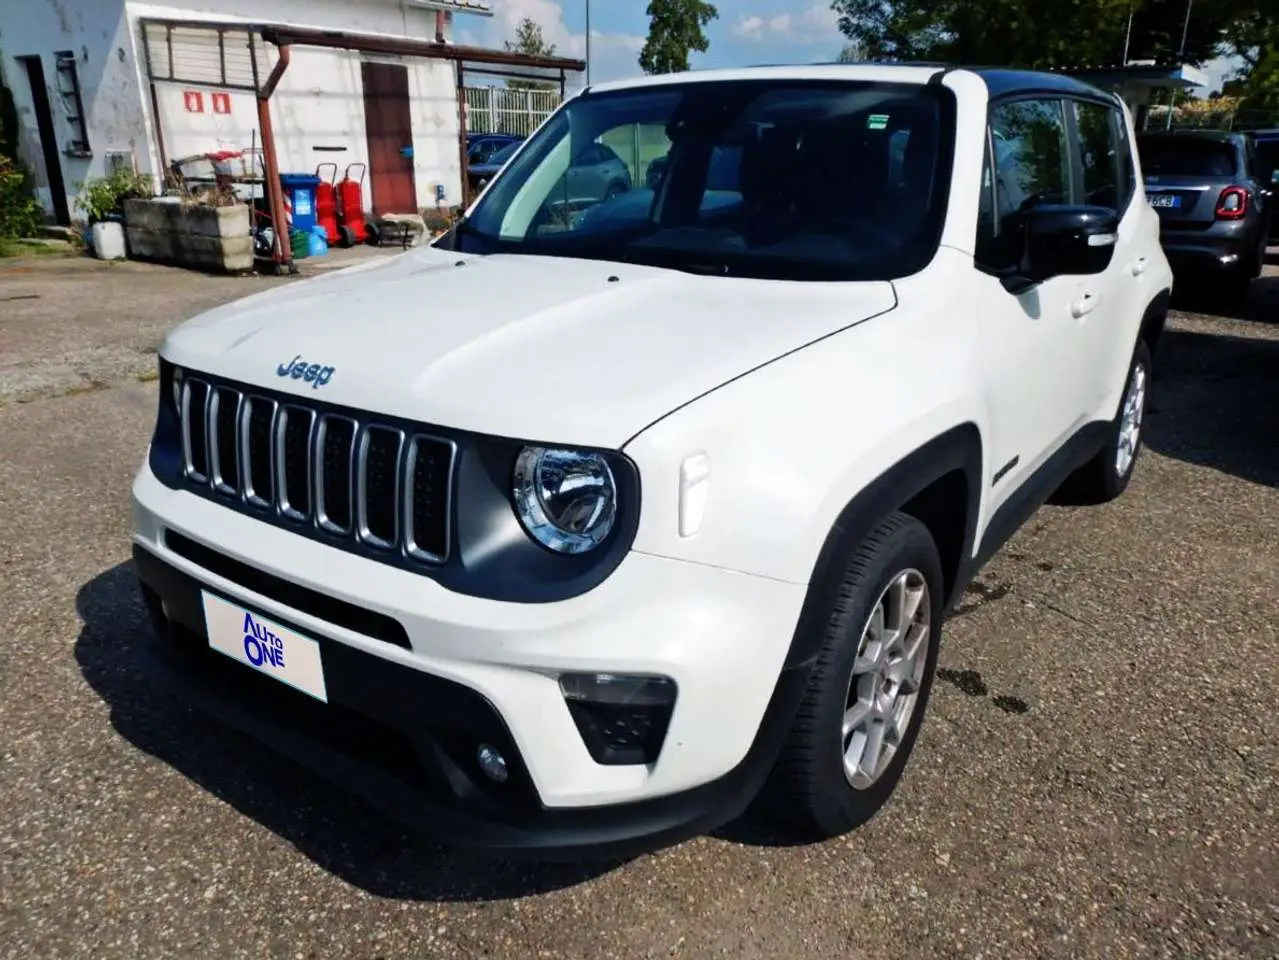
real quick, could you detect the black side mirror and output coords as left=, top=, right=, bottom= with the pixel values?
left=1001, top=205, right=1119, bottom=294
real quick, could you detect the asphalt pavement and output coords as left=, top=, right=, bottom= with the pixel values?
left=1, top=252, right=1275, bottom=959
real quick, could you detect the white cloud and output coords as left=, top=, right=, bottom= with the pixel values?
left=470, top=0, right=644, bottom=83
left=732, top=3, right=839, bottom=44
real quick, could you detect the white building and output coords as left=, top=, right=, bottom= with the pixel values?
left=2, top=0, right=578, bottom=225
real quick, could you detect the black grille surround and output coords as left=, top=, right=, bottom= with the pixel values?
left=148, top=362, right=642, bottom=604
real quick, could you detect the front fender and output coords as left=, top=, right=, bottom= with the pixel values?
left=623, top=297, right=987, bottom=587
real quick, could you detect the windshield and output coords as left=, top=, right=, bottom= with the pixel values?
left=445, top=80, right=955, bottom=281
left=486, top=141, right=522, bottom=166
left=1138, top=136, right=1239, bottom=178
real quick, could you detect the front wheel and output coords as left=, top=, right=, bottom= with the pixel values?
left=761, top=512, right=944, bottom=839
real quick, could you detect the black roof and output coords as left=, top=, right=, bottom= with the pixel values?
left=967, top=68, right=1113, bottom=100
left=836, top=62, right=1118, bottom=101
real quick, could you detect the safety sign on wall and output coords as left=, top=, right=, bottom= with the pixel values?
left=211, top=92, right=232, bottom=115
left=183, top=91, right=204, bottom=113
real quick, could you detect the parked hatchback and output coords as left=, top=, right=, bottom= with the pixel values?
left=1136, top=130, right=1273, bottom=295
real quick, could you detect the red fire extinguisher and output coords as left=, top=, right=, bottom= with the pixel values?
left=314, top=162, right=339, bottom=244
left=336, top=163, right=372, bottom=247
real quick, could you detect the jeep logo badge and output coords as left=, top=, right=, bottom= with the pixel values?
left=277, top=354, right=335, bottom=389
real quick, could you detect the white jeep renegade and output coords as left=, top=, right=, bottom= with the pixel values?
left=132, top=64, right=1172, bottom=859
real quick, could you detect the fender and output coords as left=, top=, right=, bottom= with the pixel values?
left=783, top=423, right=983, bottom=669
left=1140, top=288, right=1172, bottom=360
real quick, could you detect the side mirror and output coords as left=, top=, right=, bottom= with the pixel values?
left=1001, top=205, right=1119, bottom=294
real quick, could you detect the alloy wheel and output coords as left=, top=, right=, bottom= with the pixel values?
left=841, top=569, right=931, bottom=790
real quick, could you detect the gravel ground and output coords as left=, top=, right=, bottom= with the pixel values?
left=0, top=247, right=389, bottom=405
left=0, top=255, right=1276, bottom=959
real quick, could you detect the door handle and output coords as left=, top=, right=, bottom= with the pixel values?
left=1071, top=292, right=1101, bottom=318
left=1130, top=257, right=1149, bottom=277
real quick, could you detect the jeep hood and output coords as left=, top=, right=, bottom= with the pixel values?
left=161, top=246, right=897, bottom=448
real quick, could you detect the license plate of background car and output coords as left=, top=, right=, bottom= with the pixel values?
left=1148, top=194, right=1180, bottom=209
left=202, top=591, right=329, bottom=702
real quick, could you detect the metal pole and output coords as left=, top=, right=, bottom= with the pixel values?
left=258, top=43, right=294, bottom=271
left=1166, top=0, right=1193, bottom=131
left=585, top=0, right=591, bottom=85
left=1121, top=0, right=1134, bottom=65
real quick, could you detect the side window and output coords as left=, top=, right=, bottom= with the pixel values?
left=977, top=98, right=1070, bottom=269
left=1074, top=100, right=1121, bottom=210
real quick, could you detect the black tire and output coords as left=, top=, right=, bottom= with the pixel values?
left=337, top=224, right=355, bottom=248
left=364, top=222, right=380, bottom=247
left=1069, top=338, right=1153, bottom=504
left=760, top=512, right=944, bottom=839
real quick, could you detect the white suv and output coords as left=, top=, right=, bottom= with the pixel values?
left=132, top=65, right=1172, bottom=858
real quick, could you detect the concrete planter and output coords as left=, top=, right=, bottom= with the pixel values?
left=123, top=198, right=253, bottom=273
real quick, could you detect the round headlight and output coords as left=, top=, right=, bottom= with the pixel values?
left=513, top=446, right=617, bottom=554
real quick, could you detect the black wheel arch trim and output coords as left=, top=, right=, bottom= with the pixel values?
left=1139, top=287, right=1172, bottom=359
left=783, top=423, right=983, bottom=671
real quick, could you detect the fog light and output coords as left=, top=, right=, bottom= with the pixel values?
left=476, top=743, right=508, bottom=783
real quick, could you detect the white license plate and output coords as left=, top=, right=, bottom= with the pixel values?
left=202, top=592, right=328, bottom=702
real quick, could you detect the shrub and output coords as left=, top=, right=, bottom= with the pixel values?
left=0, top=154, right=44, bottom=239
left=75, top=168, right=153, bottom=224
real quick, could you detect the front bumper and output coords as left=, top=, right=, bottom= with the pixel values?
left=131, top=466, right=810, bottom=858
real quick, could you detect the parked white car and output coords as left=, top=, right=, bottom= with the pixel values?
left=132, top=64, right=1172, bottom=859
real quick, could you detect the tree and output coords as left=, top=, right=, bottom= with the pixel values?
left=836, top=42, right=867, bottom=63
left=503, top=17, right=557, bottom=91
left=639, top=0, right=718, bottom=75
left=830, top=0, right=1237, bottom=70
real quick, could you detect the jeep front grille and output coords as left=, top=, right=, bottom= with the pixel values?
left=179, top=377, right=455, bottom=564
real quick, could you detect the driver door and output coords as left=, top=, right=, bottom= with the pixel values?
left=976, top=97, right=1093, bottom=506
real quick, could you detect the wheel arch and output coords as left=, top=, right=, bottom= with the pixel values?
left=1140, top=287, right=1172, bottom=359
left=784, top=423, right=983, bottom=670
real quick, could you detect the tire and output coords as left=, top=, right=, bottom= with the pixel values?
left=1069, top=338, right=1152, bottom=504
left=760, top=512, right=944, bottom=839
left=337, top=224, right=355, bottom=248
left=364, top=222, right=380, bottom=247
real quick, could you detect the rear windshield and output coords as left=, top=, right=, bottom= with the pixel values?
left=1137, top=136, right=1239, bottom=177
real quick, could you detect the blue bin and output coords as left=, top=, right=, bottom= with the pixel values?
left=280, top=173, right=321, bottom=234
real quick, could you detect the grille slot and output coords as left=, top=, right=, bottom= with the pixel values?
left=357, top=426, right=403, bottom=549
left=210, top=387, right=242, bottom=496
left=175, top=373, right=456, bottom=569
left=241, top=397, right=277, bottom=508
left=182, top=379, right=211, bottom=481
left=317, top=415, right=357, bottom=534
left=277, top=406, right=315, bottom=521
left=405, top=436, right=456, bottom=563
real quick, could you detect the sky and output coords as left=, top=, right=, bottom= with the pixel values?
left=455, top=0, right=1240, bottom=94
left=456, top=0, right=847, bottom=85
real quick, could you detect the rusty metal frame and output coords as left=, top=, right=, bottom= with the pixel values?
left=138, top=16, right=584, bottom=270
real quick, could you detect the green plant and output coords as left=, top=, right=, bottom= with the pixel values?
left=0, top=154, right=43, bottom=239
left=75, top=168, right=153, bottom=223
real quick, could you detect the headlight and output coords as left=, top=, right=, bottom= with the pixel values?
left=513, top=446, right=617, bottom=554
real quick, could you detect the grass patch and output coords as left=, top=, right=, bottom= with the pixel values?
left=0, top=238, right=70, bottom=258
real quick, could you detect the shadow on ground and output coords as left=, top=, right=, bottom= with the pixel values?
left=1170, top=274, right=1279, bottom=323
left=1143, top=325, right=1279, bottom=488
left=74, top=563, right=622, bottom=901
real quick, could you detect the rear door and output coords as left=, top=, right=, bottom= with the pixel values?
left=1138, top=134, right=1237, bottom=229
left=1071, top=97, right=1148, bottom=414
